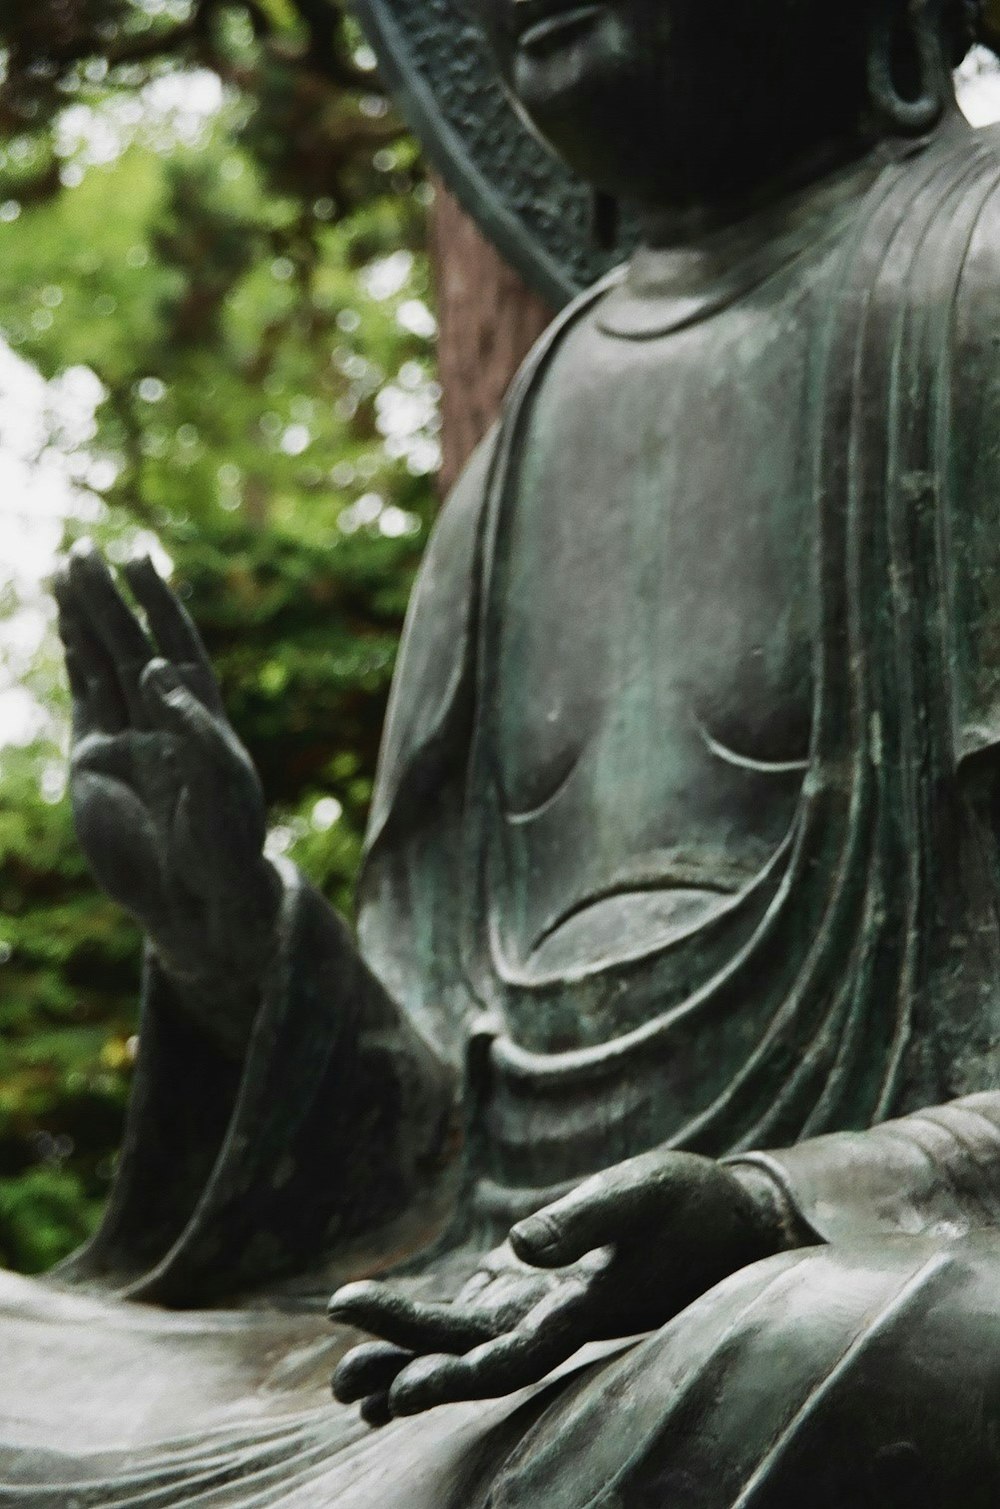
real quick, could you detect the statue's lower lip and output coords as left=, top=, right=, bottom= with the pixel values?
left=517, top=4, right=604, bottom=54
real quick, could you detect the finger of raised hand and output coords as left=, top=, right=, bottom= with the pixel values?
left=123, top=557, right=222, bottom=712
left=141, top=659, right=257, bottom=792
left=328, top=1281, right=499, bottom=1354
left=387, top=1291, right=587, bottom=1415
left=54, top=568, right=128, bottom=736
left=333, top=1342, right=414, bottom=1405
left=70, top=768, right=169, bottom=921
left=68, top=542, right=153, bottom=722
left=54, top=573, right=88, bottom=705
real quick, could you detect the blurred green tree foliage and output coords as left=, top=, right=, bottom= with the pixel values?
left=0, top=0, right=441, bottom=1272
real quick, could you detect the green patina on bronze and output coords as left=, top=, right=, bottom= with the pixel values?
left=8, top=1, right=1000, bottom=1505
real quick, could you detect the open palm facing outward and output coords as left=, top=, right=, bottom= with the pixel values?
left=55, top=541, right=281, bottom=1051
left=329, top=1149, right=792, bottom=1426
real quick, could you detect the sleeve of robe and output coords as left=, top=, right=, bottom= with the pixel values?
left=56, top=864, right=458, bottom=1307
left=729, top=1093, right=1000, bottom=1246
left=56, top=434, right=497, bottom=1309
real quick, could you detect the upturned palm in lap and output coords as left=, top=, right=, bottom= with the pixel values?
left=330, top=1150, right=791, bottom=1424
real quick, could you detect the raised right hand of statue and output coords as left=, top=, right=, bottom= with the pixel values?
left=55, top=541, right=282, bottom=1052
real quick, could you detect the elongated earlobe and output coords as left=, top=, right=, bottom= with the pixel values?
left=981, top=0, right=1000, bottom=52
left=590, top=190, right=619, bottom=252
left=867, top=0, right=948, bottom=133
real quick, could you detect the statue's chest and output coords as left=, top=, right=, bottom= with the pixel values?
left=488, top=304, right=815, bottom=820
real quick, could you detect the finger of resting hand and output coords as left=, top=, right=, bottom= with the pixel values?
left=360, top=1392, right=393, bottom=1429
left=68, top=544, right=152, bottom=716
left=123, top=558, right=220, bottom=706
left=456, top=1269, right=494, bottom=1303
left=328, top=1281, right=498, bottom=1354
left=387, top=1299, right=583, bottom=1415
left=509, top=1159, right=668, bottom=1268
left=509, top=1194, right=614, bottom=1269
left=511, top=1152, right=713, bottom=1270
left=333, top=1342, right=414, bottom=1404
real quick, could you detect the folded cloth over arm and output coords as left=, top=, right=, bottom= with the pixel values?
left=56, top=860, right=455, bottom=1308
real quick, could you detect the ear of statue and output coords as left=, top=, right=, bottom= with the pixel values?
left=867, top=0, right=949, bottom=134
left=979, top=0, right=1000, bottom=52
left=590, top=191, right=619, bottom=253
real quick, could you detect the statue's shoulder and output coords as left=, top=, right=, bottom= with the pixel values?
left=966, top=120, right=1000, bottom=159
left=364, top=428, right=496, bottom=854
left=926, top=125, right=1000, bottom=362
left=844, top=126, right=1000, bottom=362
left=946, top=119, right=1000, bottom=232
left=904, top=123, right=1000, bottom=312
left=496, top=266, right=625, bottom=404
left=953, top=124, right=1000, bottom=297
left=391, top=420, right=496, bottom=704
left=419, top=426, right=495, bottom=601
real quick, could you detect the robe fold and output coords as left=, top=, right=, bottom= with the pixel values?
left=54, top=862, right=453, bottom=1308
left=8, top=123, right=1000, bottom=1507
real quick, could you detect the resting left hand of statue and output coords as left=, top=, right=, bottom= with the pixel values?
left=329, top=1150, right=793, bottom=1425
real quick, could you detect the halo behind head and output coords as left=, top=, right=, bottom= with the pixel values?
left=354, top=0, right=997, bottom=308
left=353, top=0, right=636, bottom=306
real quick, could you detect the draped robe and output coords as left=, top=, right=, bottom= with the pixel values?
left=8, top=121, right=1000, bottom=1507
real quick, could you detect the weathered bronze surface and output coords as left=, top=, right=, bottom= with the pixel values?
left=7, top=2, right=1000, bottom=1505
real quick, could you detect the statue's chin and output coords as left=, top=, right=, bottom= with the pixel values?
left=510, top=93, right=691, bottom=209
left=506, top=35, right=701, bottom=207
left=508, top=11, right=644, bottom=139
left=508, top=73, right=651, bottom=198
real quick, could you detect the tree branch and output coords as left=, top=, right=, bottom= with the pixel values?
left=37, top=16, right=199, bottom=73
left=285, top=0, right=371, bottom=90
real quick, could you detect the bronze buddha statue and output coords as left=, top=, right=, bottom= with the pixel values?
left=7, top=2, right=1000, bottom=1504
